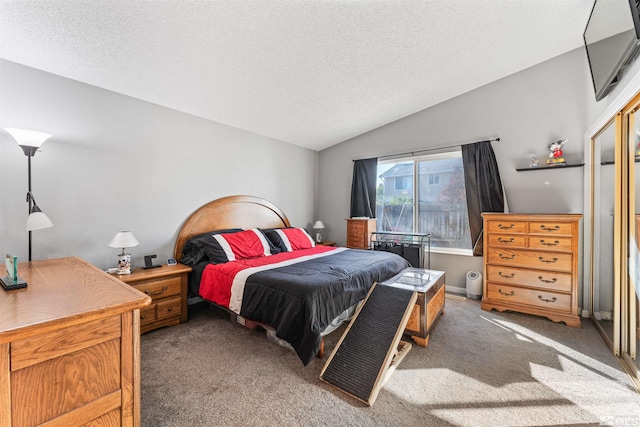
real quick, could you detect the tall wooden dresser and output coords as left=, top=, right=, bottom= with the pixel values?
left=481, top=213, right=582, bottom=328
left=0, top=257, right=151, bottom=426
left=346, top=218, right=377, bottom=249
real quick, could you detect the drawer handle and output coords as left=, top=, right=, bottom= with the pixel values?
left=538, top=276, right=557, bottom=284
left=538, top=295, right=557, bottom=303
left=498, top=272, right=515, bottom=278
left=498, top=224, right=515, bottom=230
left=538, top=256, right=558, bottom=264
left=498, top=289, right=514, bottom=296
left=540, top=225, right=560, bottom=232
left=498, top=237, right=515, bottom=243
left=540, top=239, right=560, bottom=246
left=167, top=307, right=173, bottom=312
left=140, top=314, right=146, bottom=320
left=499, top=254, right=516, bottom=260
left=144, top=286, right=168, bottom=296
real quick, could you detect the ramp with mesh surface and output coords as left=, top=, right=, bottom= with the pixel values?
left=319, top=282, right=417, bottom=405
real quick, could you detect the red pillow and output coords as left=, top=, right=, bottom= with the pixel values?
left=212, top=229, right=273, bottom=261
left=273, top=228, right=316, bottom=251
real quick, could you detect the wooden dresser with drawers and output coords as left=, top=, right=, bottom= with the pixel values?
left=481, top=213, right=582, bottom=328
left=346, top=218, right=377, bottom=249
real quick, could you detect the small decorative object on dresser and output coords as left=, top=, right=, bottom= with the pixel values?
left=481, top=213, right=582, bottom=328
left=346, top=218, right=376, bottom=249
left=115, top=263, right=192, bottom=333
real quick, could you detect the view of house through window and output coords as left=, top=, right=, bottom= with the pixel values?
left=376, top=151, right=472, bottom=251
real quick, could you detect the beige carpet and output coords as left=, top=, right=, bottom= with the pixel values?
left=140, top=296, right=640, bottom=426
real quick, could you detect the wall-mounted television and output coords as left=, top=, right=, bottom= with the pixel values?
left=584, top=0, right=640, bottom=101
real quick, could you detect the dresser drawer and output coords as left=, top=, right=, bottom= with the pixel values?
left=486, top=234, right=527, bottom=248
left=486, top=265, right=572, bottom=293
left=528, top=221, right=573, bottom=236
left=486, top=248, right=573, bottom=273
left=157, top=297, right=181, bottom=321
left=486, top=221, right=527, bottom=234
left=528, top=236, right=573, bottom=252
left=132, top=276, right=181, bottom=302
left=486, top=283, right=571, bottom=313
left=348, top=222, right=366, bottom=232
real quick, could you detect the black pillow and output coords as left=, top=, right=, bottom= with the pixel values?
left=181, top=229, right=242, bottom=266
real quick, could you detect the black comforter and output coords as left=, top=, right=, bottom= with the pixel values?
left=236, top=248, right=408, bottom=365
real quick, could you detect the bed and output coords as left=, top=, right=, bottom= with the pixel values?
left=174, top=195, right=409, bottom=365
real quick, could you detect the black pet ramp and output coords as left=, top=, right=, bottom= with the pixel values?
left=319, top=282, right=417, bottom=406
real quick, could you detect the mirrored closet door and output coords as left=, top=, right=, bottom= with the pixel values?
left=591, top=120, right=618, bottom=348
left=624, top=100, right=640, bottom=375
left=587, top=90, right=640, bottom=387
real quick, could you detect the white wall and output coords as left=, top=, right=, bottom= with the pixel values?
left=0, top=60, right=317, bottom=270
left=317, top=48, right=591, bottom=291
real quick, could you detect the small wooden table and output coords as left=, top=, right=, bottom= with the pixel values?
left=380, top=268, right=446, bottom=347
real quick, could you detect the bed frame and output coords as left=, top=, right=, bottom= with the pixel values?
left=174, top=195, right=291, bottom=261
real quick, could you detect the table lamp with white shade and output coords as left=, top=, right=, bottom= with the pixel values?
left=108, top=231, right=139, bottom=274
left=312, top=221, right=325, bottom=243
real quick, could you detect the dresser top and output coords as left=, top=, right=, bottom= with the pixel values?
left=0, top=257, right=151, bottom=343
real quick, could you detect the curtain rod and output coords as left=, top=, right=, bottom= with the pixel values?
left=353, top=137, right=501, bottom=162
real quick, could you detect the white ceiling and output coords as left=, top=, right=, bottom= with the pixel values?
left=0, top=0, right=595, bottom=151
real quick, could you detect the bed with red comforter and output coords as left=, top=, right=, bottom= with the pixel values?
left=174, top=196, right=408, bottom=365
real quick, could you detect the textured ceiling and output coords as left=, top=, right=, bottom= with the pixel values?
left=0, top=0, right=594, bottom=151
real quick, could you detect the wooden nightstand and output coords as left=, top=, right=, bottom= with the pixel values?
left=116, top=263, right=192, bottom=334
left=317, top=241, right=336, bottom=246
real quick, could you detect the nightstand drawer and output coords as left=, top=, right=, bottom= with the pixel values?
left=140, top=305, right=157, bottom=327
left=132, top=276, right=181, bottom=302
left=157, top=297, right=181, bottom=321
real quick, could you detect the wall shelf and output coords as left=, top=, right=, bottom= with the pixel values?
left=601, top=158, right=640, bottom=165
left=516, top=163, right=584, bottom=172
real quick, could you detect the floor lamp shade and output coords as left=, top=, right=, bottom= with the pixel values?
left=5, top=128, right=52, bottom=156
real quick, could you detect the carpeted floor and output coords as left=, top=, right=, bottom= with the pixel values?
left=140, top=296, right=640, bottom=426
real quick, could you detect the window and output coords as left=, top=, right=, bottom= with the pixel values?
left=376, top=151, right=472, bottom=252
left=394, top=176, right=412, bottom=191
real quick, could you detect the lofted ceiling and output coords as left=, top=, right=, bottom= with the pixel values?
left=0, top=0, right=595, bottom=151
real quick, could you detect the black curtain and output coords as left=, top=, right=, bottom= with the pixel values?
left=350, top=158, right=378, bottom=218
left=462, top=141, right=505, bottom=256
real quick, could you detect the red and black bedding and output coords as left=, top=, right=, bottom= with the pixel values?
left=181, top=227, right=409, bottom=365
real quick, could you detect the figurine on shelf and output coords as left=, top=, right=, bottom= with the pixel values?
left=547, top=138, right=567, bottom=166
left=529, top=157, right=539, bottom=168
left=636, top=129, right=640, bottom=157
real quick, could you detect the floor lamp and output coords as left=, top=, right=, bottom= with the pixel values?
left=5, top=128, right=54, bottom=261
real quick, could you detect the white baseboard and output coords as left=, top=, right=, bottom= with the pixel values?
left=446, top=285, right=467, bottom=295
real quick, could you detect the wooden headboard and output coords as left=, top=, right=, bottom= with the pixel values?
left=173, top=195, right=291, bottom=261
